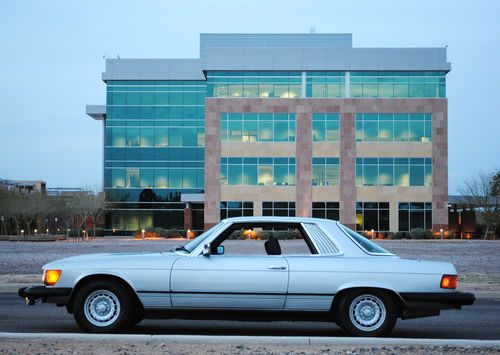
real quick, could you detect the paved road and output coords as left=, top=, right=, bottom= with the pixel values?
left=2, top=294, right=499, bottom=339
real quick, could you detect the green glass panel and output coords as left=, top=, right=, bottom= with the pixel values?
left=363, top=165, right=378, bottom=186
left=258, top=121, right=273, bottom=141
left=242, top=164, right=257, bottom=185
left=140, top=128, right=154, bottom=147
left=312, top=121, right=325, bottom=141
left=111, top=127, right=126, bottom=146
left=379, top=121, right=393, bottom=141
left=364, top=121, right=378, bottom=141
left=410, top=165, right=425, bottom=186
left=394, top=121, right=409, bottom=141
left=126, top=128, right=140, bottom=147
left=168, top=128, right=182, bottom=146
left=312, top=165, right=325, bottom=186
left=326, top=121, right=339, bottom=141
left=425, top=164, right=432, bottom=186
left=182, top=127, right=197, bottom=146
left=326, top=164, right=339, bottom=185
left=169, top=170, right=182, bottom=188
left=379, top=165, right=394, bottom=186
left=395, top=165, right=409, bottom=186
left=228, top=164, right=242, bottom=185
left=243, top=121, right=258, bottom=142
left=356, top=121, right=363, bottom=142
left=126, top=168, right=140, bottom=188
left=182, top=170, right=196, bottom=188
left=409, top=121, right=425, bottom=142
left=154, top=169, right=168, bottom=188
left=140, top=169, right=154, bottom=188
left=258, top=165, right=273, bottom=185
left=274, top=121, right=288, bottom=142
left=424, top=121, right=432, bottom=142
left=111, top=169, right=125, bottom=188
left=274, top=165, right=289, bottom=185
left=288, top=121, right=296, bottom=141
left=220, top=164, right=227, bottom=185
left=356, top=164, right=363, bottom=186
left=351, top=84, right=362, bottom=97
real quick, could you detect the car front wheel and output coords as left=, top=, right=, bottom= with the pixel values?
left=73, top=281, right=132, bottom=333
left=338, top=290, right=397, bottom=337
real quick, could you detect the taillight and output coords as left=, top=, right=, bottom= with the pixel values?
left=441, top=274, right=458, bottom=289
left=44, top=270, right=62, bottom=286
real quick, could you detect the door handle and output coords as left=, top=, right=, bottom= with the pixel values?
left=267, top=266, right=286, bottom=270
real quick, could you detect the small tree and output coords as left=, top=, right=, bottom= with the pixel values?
left=458, top=169, right=500, bottom=239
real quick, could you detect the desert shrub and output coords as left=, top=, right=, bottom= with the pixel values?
left=424, top=229, right=435, bottom=239
left=409, top=228, right=426, bottom=239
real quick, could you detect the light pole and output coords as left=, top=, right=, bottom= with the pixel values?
left=141, top=229, right=145, bottom=240
left=54, top=217, right=58, bottom=233
left=440, top=228, right=444, bottom=240
left=371, top=229, right=375, bottom=240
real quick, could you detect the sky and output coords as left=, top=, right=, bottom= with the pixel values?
left=0, top=0, right=498, bottom=193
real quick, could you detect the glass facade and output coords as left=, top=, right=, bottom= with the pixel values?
left=207, top=71, right=302, bottom=98
left=356, top=202, right=390, bottom=232
left=350, top=71, right=446, bottom=98
left=220, top=113, right=296, bottom=142
left=356, top=113, right=432, bottom=142
left=312, top=113, right=340, bottom=142
left=312, top=202, right=340, bottom=220
left=356, top=157, right=432, bottom=187
left=220, top=157, right=296, bottom=186
left=399, top=202, right=432, bottom=231
left=104, top=80, right=206, bottom=231
left=312, top=158, right=340, bottom=186
left=306, top=72, right=345, bottom=97
left=263, top=202, right=296, bottom=217
left=220, top=201, right=254, bottom=219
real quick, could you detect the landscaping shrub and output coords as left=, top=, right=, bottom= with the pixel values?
left=424, top=229, right=435, bottom=239
left=409, top=228, right=426, bottom=239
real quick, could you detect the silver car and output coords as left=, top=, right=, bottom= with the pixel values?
left=19, top=217, right=475, bottom=336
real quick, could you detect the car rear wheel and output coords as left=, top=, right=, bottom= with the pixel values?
left=73, top=281, right=132, bottom=333
left=337, top=290, right=397, bottom=337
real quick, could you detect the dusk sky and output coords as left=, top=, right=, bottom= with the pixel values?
left=0, top=0, right=498, bottom=193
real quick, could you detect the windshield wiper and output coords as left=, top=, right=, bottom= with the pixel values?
left=170, top=245, right=189, bottom=252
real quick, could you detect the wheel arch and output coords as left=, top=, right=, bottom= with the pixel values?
left=67, top=273, right=143, bottom=314
left=330, top=286, right=405, bottom=320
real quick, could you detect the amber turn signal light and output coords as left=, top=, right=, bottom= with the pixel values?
left=440, top=274, right=458, bottom=289
left=44, top=270, right=62, bottom=286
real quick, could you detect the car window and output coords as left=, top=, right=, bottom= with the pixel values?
left=338, top=223, right=393, bottom=255
left=212, top=223, right=315, bottom=256
left=183, top=223, right=226, bottom=253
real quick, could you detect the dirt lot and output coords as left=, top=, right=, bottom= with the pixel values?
left=0, top=239, right=499, bottom=292
left=0, top=340, right=499, bottom=355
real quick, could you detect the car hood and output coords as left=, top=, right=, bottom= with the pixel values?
left=43, top=251, right=181, bottom=270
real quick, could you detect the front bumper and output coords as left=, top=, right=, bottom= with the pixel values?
left=18, top=285, right=72, bottom=305
left=399, top=291, right=475, bottom=319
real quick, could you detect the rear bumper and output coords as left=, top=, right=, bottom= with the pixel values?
left=399, top=291, right=475, bottom=319
left=18, top=286, right=72, bottom=305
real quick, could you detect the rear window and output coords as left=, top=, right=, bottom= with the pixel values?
left=338, top=224, right=393, bottom=255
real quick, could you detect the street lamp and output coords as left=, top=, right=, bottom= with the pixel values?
left=141, top=229, right=145, bottom=240
left=46, top=228, right=49, bottom=234
left=440, top=228, right=444, bottom=239
left=371, top=229, right=375, bottom=240
left=21, top=229, right=24, bottom=237
left=34, top=229, right=38, bottom=235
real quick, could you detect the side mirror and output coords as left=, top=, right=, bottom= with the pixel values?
left=216, top=245, right=225, bottom=255
left=202, top=243, right=211, bottom=256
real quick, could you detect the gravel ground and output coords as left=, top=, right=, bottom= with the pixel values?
left=0, top=340, right=499, bottom=354
left=0, top=239, right=499, bottom=291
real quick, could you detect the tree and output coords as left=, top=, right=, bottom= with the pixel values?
left=458, top=170, right=500, bottom=239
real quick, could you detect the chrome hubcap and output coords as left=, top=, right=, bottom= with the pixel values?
left=84, top=290, right=120, bottom=327
left=349, top=294, right=386, bottom=331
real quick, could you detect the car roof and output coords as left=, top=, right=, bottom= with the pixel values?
left=221, top=216, right=338, bottom=225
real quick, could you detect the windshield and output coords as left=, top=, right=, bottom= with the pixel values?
left=181, top=222, right=227, bottom=253
left=338, top=223, right=393, bottom=255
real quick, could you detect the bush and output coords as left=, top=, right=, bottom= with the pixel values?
left=424, top=229, right=435, bottom=239
left=409, top=228, right=426, bottom=239
left=134, top=228, right=182, bottom=239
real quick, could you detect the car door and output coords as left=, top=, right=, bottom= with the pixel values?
left=170, top=255, right=289, bottom=309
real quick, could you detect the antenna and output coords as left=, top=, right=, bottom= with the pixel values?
left=440, top=42, right=448, bottom=48
left=117, top=54, right=121, bottom=59
left=310, top=27, right=316, bottom=34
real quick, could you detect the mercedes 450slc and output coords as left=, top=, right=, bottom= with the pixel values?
left=19, top=217, right=475, bottom=336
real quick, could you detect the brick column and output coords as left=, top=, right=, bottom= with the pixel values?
left=432, top=100, right=449, bottom=232
left=295, top=104, right=312, bottom=217
left=339, top=102, right=356, bottom=229
left=183, top=203, right=193, bottom=232
left=204, top=100, right=221, bottom=229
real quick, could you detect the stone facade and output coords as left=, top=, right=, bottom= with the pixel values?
left=204, top=98, right=448, bottom=232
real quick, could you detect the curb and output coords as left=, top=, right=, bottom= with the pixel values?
left=0, top=333, right=499, bottom=347
left=3, top=284, right=500, bottom=299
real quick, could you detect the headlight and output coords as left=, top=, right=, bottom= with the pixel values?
left=44, top=269, right=62, bottom=286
